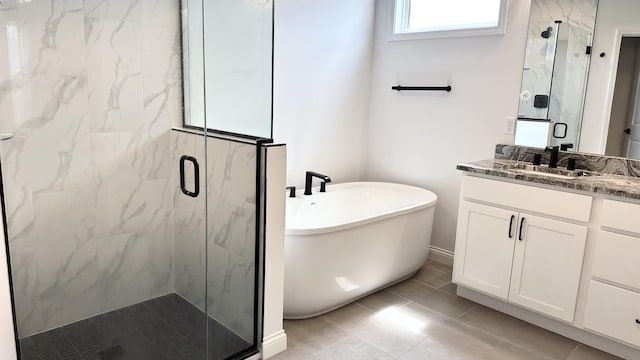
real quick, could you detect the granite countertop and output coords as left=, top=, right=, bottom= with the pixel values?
left=457, top=158, right=640, bottom=200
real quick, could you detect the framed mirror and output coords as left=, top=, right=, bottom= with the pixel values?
left=514, top=0, right=598, bottom=151
left=516, top=0, right=640, bottom=159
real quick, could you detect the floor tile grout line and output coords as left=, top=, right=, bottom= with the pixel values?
left=411, top=277, right=450, bottom=290
left=565, top=344, right=580, bottom=360
left=434, top=282, right=459, bottom=297
left=420, top=266, right=449, bottom=276
left=449, top=313, right=564, bottom=360
left=455, top=304, right=477, bottom=320
left=452, top=307, right=580, bottom=360
left=387, top=280, right=480, bottom=324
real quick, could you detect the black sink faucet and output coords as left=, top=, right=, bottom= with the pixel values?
left=545, top=146, right=560, bottom=168
left=304, top=171, right=332, bottom=195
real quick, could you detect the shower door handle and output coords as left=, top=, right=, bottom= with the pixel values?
left=180, top=155, right=200, bottom=198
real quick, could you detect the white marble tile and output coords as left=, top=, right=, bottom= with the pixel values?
left=17, top=3, right=86, bottom=75
left=207, top=243, right=256, bottom=342
left=529, top=0, right=598, bottom=31
left=145, top=178, right=174, bottom=297
left=10, top=188, right=101, bottom=336
left=85, top=18, right=143, bottom=132
left=0, top=76, right=25, bottom=136
left=173, top=202, right=207, bottom=309
left=3, top=74, right=92, bottom=195
left=206, top=139, right=257, bottom=256
left=96, top=232, right=151, bottom=313
left=0, top=136, right=35, bottom=243
left=0, top=2, right=20, bottom=84
left=17, top=0, right=83, bottom=18
left=141, top=0, right=181, bottom=80
left=0, top=11, right=24, bottom=135
left=83, top=0, right=141, bottom=22
left=90, top=132, right=148, bottom=238
left=141, top=77, right=181, bottom=179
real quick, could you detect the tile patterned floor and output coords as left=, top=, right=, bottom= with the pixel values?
left=18, top=293, right=251, bottom=360
left=274, top=261, right=622, bottom=360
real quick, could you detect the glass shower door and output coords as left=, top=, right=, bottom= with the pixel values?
left=180, top=0, right=273, bottom=357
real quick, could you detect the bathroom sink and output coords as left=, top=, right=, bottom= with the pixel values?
left=503, top=163, right=593, bottom=179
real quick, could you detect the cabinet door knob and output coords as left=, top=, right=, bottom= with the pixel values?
left=508, top=215, right=515, bottom=238
left=636, top=319, right=640, bottom=324
left=519, top=217, right=526, bottom=241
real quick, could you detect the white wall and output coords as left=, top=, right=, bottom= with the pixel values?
left=273, top=0, right=375, bottom=188
left=365, top=0, right=531, bottom=252
left=580, top=0, right=640, bottom=154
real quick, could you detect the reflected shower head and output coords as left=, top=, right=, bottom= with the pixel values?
left=541, top=27, right=553, bottom=39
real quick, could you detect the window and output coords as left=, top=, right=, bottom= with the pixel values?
left=392, top=0, right=508, bottom=40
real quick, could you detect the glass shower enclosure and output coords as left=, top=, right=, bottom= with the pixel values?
left=0, top=0, right=273, bottom=359
left=516, top=20, right=592, bottom=148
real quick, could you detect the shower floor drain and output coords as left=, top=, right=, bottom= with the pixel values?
left=97, top=345, right=124, bottom=359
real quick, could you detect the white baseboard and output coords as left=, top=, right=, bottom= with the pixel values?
left=428, top=246, right=454, bottom=266
left=262, top=330, right=287, bottom=359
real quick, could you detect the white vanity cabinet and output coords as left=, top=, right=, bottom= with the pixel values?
left=453, top=176, right=591, bottom=322
left=583, top=199, right=640, bottom=347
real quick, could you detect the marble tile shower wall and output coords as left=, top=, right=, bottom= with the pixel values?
left=0, top=0, right=182, bottom=337
left=519, top=0, right=598, bottom=121
left=528, top=0, right=598, bottom=31
left=519, top=22, right=557, bottom=120
left=172, top=130, right=258, bottom=342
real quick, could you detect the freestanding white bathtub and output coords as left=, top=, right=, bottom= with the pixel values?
left=284, top=182, right=438, bottom=319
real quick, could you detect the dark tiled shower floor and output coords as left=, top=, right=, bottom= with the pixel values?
left=18, top=293, right=252, bottom=360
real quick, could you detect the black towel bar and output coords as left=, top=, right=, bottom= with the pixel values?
left=392, top=85, right=452, bottom=92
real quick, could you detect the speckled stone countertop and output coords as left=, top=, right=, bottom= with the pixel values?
left=457, top=145, right=640, bottom=200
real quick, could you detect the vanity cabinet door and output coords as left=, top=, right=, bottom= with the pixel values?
left=508, top=214, right=588, bottom=322
left=453, top=201, right=517, bottom=300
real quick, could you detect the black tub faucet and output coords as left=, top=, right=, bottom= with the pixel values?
left=545, top=146, right=560, bottom=168
left=304, top=171, right=332, bottom=195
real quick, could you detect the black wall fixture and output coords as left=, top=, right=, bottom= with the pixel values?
left=392, top=85, right=452, bottom=92
left=534, top=95, right=549, bottom=109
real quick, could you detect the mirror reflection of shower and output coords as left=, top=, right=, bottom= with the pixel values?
left=515, top=20, right=593, bottom=149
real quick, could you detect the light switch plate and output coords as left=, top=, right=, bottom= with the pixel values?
left=504, top=117, right=516, bottom=135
